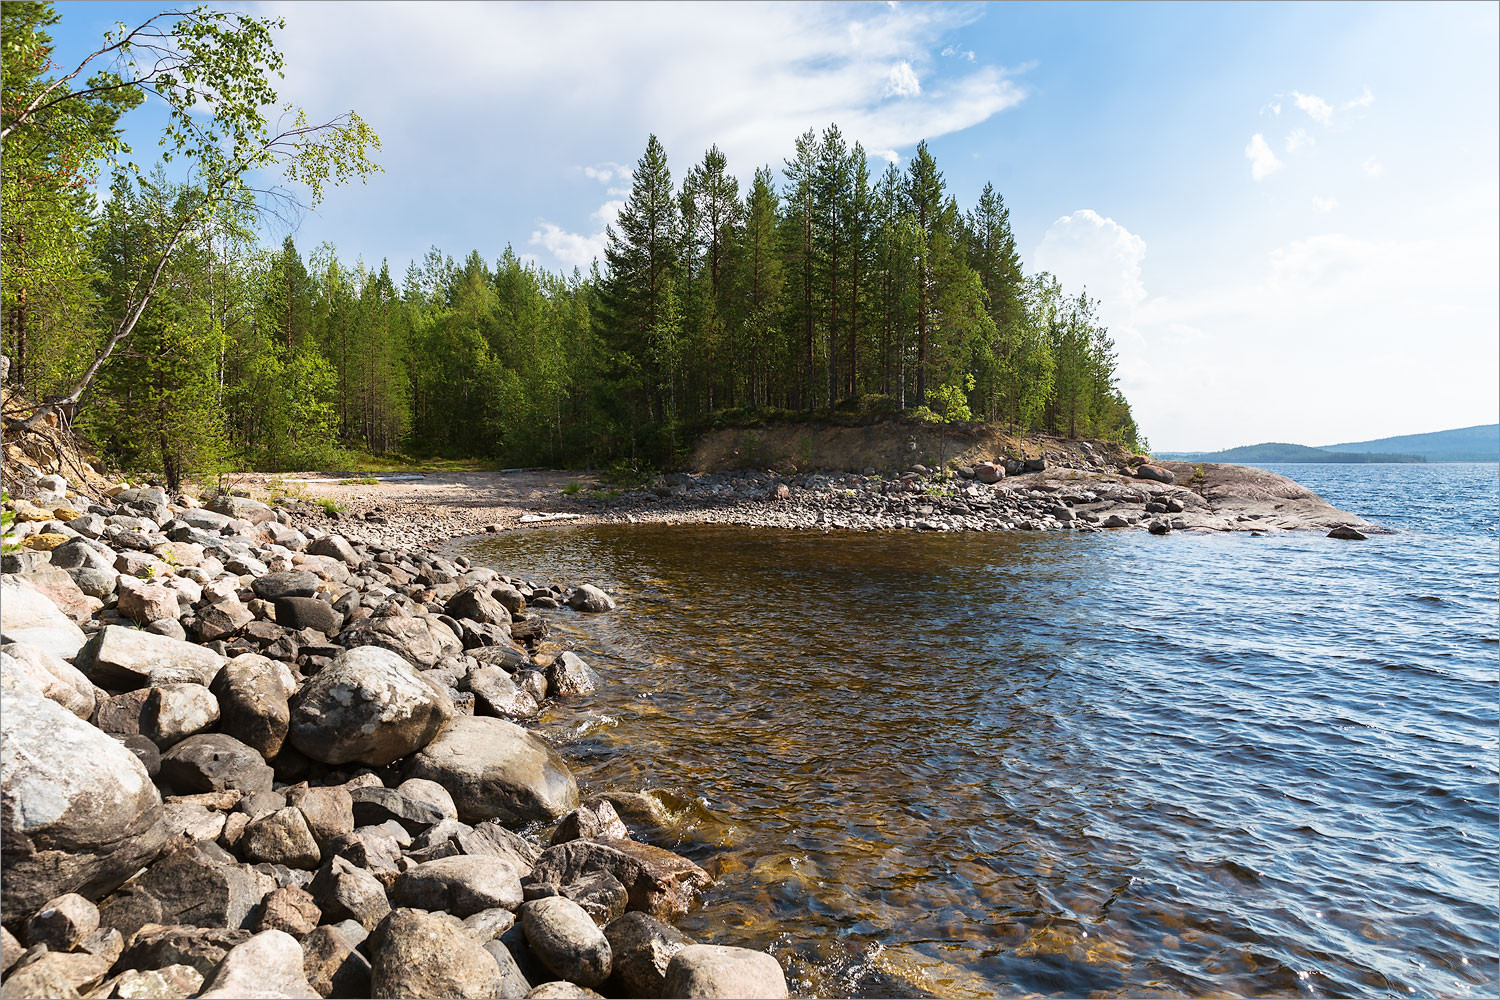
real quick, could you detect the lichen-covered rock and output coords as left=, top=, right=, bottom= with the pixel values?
left=288, top=646, right=453, bottom=766
left=1, top=691, right=167, bottom=913
left=404, top=716, right=578, bottom=825
left=142, top=684, right=220, bottom=748
left=111, top=965, right=203, bottom=1000
left=242, top=807, right=321, bottom=869
left=368, top=908, right=503, bottom=999
left=23, top=892, right=100, bottom=951
left=335, top=614, right=461, bottom=668
left=309, top=856, right=390, bottom=931
left=0, top=950, right=111, bottom=998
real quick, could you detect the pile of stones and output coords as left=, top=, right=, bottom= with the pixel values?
left=1, top=482, right=788, bottom=999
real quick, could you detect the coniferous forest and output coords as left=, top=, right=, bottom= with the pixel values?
left=2, top=4, right=1142, bottom=488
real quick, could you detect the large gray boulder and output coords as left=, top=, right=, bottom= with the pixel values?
left=159, top=733, right=274, bottom=796
left=663, top=945, right=788, bottom=999
left=288, top=645, right=454, bottom=766
left=1, top=691, right=167, bottom=913
left=1, top=574, right=88, bottom=661
left=208, top=493, right=276, bottom=525
left=74, top=625, right=224, bottom=688
left=528, top=839, right=710, bottom=921
left=604, top=913, right=691, bottom=998
left=209, top=657, right=290, bottom=759
left=404, top=716, right=578, bottom=825
left=369, top=908, right=504, bottom=999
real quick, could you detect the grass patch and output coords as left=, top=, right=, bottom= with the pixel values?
left=339, top=476, right=380, bottom=486
left=561, top=482, right=582, bottom=495
left=317, top=497, right=347, bottom=516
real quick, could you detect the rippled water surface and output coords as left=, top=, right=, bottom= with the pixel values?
left=460, top=464, right=1499, bottom=998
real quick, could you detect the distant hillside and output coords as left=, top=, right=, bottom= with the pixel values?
left=1319, top=424, right=1499, bottom=463
left=1159, top=442, right=1424, bottom=464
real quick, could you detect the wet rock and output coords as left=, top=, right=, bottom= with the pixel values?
left=309, top=856, right=390, bottom=931
left=662, top=944, right=789, bottom=999
left=23, top=893, right=99, bottom=951
left=520, top=896, right=612, bottom=988
left=255, top=885, right=322, bottom=937
left=197, top=928, right=320, bottom=999
left=251, top=570, right=320, bottom=602
left=468, top=664, right=541, bottom=719
left=368, top=908, right=503, bottom=999
left=160, top=734, right=274, bottom=796
left=111, top=965, right=203, bottom=1000
left=243, top=807, right=322, bottom=869
left=0, top=642, right=93, bottom=718
left=603, top=912, right=691, bottom=999
left=1, top=691, right=167, bottom=913
left=546, top=652, right=598, bottom=698
left=0, top=575, right=88, bottom=661
left=142, top=684, right=220, bottom=747
left=528, top=839, right=711, bottom=922
left=74, top=625, right=223, bottom=688
left=288, top=645, right=454, bottom=766
left=137, top=845, right=275, bottom=930
left=404, top=716, right=579, bottom=825
left=1148, top=518, right=1171, bottom=535
left=550, top=800, right=629, bottom=846
left=1328, top=525, right=1368, bottom=540
left=210, top=658, right=290, bottom=759
left=118, top=925, right=252, bottom=979
left=565, top=585, right=615, bottom=613
left=390, top=855, right=524, bottom=916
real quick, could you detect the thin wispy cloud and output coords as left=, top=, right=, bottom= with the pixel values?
left=1245, top=133, right=1284, bottom=180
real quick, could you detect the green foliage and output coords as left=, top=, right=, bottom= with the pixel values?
left=316, top=497, right=345, bottom=516
left=1, top=492, right=19, bottom=553
left=561, top=482, right=581, bottom=495
left=6, top=0, right=1145, bottom=475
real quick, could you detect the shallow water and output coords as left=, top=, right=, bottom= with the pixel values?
left=459, top=464, right=1499, bottom=998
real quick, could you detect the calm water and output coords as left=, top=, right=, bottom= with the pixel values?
left=459, top=464, right=1499, bottom=999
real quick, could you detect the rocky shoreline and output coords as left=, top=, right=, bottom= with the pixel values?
left=223, top=451, right=1379, bottom=550
left=1, top=476, right=790, bottom=1000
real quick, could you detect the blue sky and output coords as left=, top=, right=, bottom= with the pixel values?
left=50, top=1, right=1499, bottom=450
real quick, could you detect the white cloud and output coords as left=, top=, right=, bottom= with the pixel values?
left=1341, top=86, right=1374, bottom=111
left=582, top=162, right=629, bottom=184
left=1312, top=195, right=1339, bottom=213
left=262, top=1, right=1027, bottom=268
left=1284, top=127, right=1314, bottom=153
left=1290, top=90, right=1334, bottom=125
left=941, top=45, right=976, bottom=61
left=1362, top=156, right=1384, bottom=176
left=528, top=199, right=625, bottom=270
left=1245, top=133, right=1284, bottom=180
left=884, top=61, right=922, bottom=98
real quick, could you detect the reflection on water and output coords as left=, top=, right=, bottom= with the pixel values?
left=459, top=464, right=1499, bottom=998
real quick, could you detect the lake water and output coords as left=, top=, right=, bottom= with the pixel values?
left=459, top=463, right=1499, bottom=998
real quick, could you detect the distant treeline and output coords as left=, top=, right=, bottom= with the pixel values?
left=1161, top=443, right=1425, bottom=464
left=2, top=5, right=1144, bottom=486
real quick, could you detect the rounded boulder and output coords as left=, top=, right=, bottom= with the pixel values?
left=288, top=646, right=454, bottom=766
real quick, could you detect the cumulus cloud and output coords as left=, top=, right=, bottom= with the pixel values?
left=1245, top=133, right=1284, bottom=180
left=1284, top=127, right=1314, bottom=153
left=1290, top=90, right=1334, bottom=125
left=529, top=199, right=625, bottom=270
left=1341, top=86, right=1374, bottom=111
left=260, top=1, right=1027, bottom=269
left=884, top=61, right=922, bottom=97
